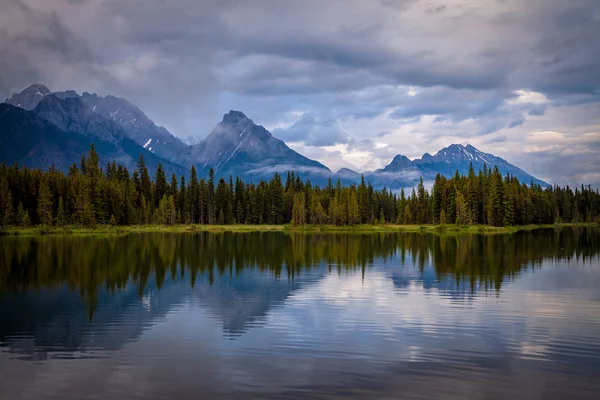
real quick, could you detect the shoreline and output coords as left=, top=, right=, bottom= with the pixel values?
left=0, top=223, right=597, bottom=236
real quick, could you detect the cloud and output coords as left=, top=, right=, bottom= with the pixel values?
left=273, top=113, right=348, bottom=146
left=1, top=0, right=599, bottom=186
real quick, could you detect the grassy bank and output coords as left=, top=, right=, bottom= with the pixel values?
left=1, top=222, right=597, bottom=236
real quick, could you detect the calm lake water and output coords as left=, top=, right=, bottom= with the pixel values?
left=1, top=228, right=600, bottom=399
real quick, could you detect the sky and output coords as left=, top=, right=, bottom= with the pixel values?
left=1, top=0, right=599, bottom=187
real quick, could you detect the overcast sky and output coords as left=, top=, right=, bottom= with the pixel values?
left=1, top=0, right=599, bottom=186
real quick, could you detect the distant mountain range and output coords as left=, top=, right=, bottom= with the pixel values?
left=2, top=84, right=548, bottom=188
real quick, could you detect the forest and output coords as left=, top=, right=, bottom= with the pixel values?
left=0, top=145, right=599, bottom=228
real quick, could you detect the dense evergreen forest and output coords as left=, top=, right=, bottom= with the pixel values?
left=0, top=145, right=599, bottom=228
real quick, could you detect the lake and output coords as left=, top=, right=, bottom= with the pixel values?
left=1, top=228, right=600, bottom=399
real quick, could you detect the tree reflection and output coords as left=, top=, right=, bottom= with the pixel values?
left=1, top=228, right=599, bottom=319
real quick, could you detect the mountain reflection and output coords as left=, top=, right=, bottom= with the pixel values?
left=0, top=228, right=599, bottom=358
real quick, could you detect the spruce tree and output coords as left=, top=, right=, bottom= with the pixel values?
left=291, top=191, right=306, bottom=226
left=37, top=177, right=54, bottom=226
left=207, top=169, right=216, bottom=224
left=0, top=177, right=13, bottom=227
left=154, top=164, right=168, bottom=208
left=56, top=196, right=65, bottom=227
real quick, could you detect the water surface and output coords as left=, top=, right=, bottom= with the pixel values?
left=1, top=228, right=600, bottom=399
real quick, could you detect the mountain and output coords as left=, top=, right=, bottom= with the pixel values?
left=179, top=110, right=331, bottom=182
left=53, top=90, right=188, bottom=161
left=377, top=154, right=414, bottom=173
left=0, top=102, right=185, bottom=177
left=0, top=103, right=95, bottom=171
left=6, top=84, right=187, bottom=161
left=3, top=84, right=549, bottom=188
left=34, top=94, right=126, bottom=142
left=4, top=83, right=51, bottom=111
left=182, top=135, right=204, bottom=146
left=373, top=144, right=547, bottom=187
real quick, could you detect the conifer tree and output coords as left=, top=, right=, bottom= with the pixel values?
left=154, top=164, right=168, bottom=208
left=0, top=177, right=13, bottom=227
left=291, top=191, right=306, bottom=226
left=56, top=196, right=65, bottom=227
left=17, top=202, right=30, bottom=227
left=207, top=169, right=216, bottom=224
left=455, top=191, right=469, bottom=225
left=37, top=176, right=54, bottom=226
left=440, top=208, right=447, bottom=225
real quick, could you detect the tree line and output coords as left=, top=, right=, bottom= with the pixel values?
left=0, top=145, right=599, bottom=228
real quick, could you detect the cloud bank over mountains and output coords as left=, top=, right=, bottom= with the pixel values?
left=1, top=0, right=599, bottom=186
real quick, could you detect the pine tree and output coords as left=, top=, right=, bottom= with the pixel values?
left=207, top=169, right=216, bottom=224
left=270, top=173, right=285, bottom=224
left=188, top=166, right=199, bottom=223
left=291, top=191, right=306, bottom=226
left=56, top=196, right=66, bottom=228
left=503, top=183, right=515, bottom=227
left=439, top=208, right=447, bottom=225
left=37, top=177, right=54, bottom=226
left=417, top=176, right=427, bottom=223
left=311, top=200, right=327, bottom=225
left=3, top=147, right=600, bottom=230
left=17, top=202, right=30, bottom=227
left=138, top=154, right=152, bottom=209
left=154, top=164, right=168, bottom=208
left=455, top=191, right=469, bottom=225
left=403, top=203, right=412, bottom=225
left=170, top=173, right=179, bottom=197
left=0, top=177, right=13, bottom=227
left=348, top=187, right=360, bottom=225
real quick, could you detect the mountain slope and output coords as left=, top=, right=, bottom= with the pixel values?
left=413, top=144, right=547, bottom=185
left=0, top=103, right=92, bottom=170
left=0, top=103, right=185, bottom=177
left=34, top=95, right=126, bottom=142
left=4, top=84, right=51, bottom=111
left=3, top=85, right=550, bottom=188
left=54, top=90, right=187, bottom=160
left=7, top=84, right=187, bottom=161
left=358, top=144, right=547, bottom=189
left=404, top=144, right=547, bottom=186
left=180, top=111, right=331, bottom=181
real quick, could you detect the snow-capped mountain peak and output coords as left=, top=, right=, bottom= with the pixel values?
left=5, top=84, right=51, bottom=111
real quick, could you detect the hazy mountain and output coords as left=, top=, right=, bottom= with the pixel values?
left=34, top=95, right=126, bottom=143
left=0, top=103, right=93, bottom=171
left=4, top=83, right=51, bottom=111
left=179, top=110, right=331, bottom=182
left=377, top=155, right=414, bottom=173
left=0, top=103, right=185, bottom=177
left=373, top=144, right=548, bottom=187
left=7, top=84, right=187, bottom=161
left=3, top=84, right=549, bottom=188
left=182, top=135, right=204, bottom=146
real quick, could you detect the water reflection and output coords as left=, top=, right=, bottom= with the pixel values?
left=1, top=228, right=600, bottom=399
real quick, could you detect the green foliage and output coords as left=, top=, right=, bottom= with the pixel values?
left=439, top=208, right=447, bottom=225
left=37, top=176, right=54, bottom=226
left=291, top=191, right=306, bottom=226
left=17, top=202, right=30, bottom=227
left=0, top=176, right=13, bottom=227
left=1, top=151, right=600, bottom=230
left=455, top=191, right=469, bottom=225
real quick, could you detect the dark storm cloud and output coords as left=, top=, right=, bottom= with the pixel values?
left=2, top=0, right=599, bottom=117
left=0, top=0, right=95, bottom=94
